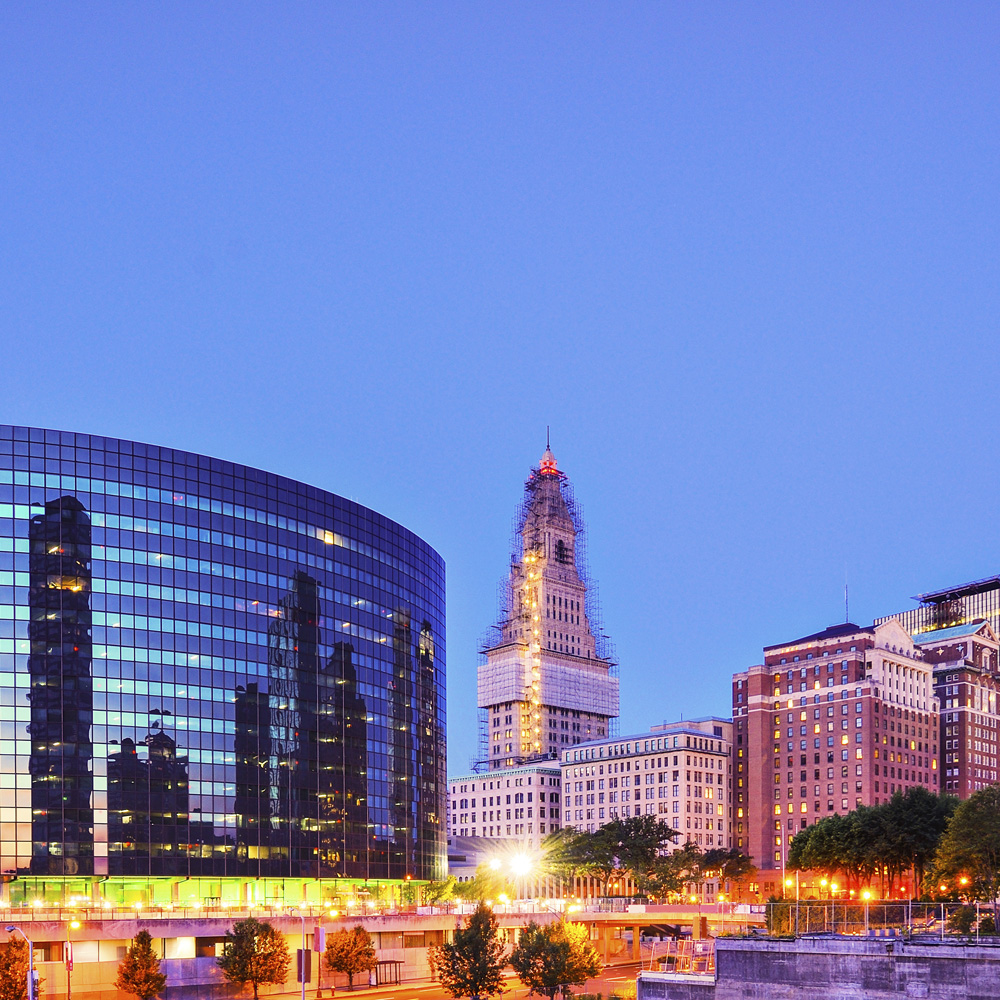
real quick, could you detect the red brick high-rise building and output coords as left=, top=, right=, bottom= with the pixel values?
left=732, top=619, right=939, bottom=896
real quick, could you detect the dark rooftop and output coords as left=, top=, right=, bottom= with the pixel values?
left=914, top=575, right=1000, bottom=603
left=764, top=621, right=873, bottom=653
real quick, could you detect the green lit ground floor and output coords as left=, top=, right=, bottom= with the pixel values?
left=3, top=875, right=424, bottom=911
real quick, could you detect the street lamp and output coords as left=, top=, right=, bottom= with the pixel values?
left=67, top=920, right=81, bottom=1000
left=293, top=906, right=307, bottom=1000
left=6, top=926, right=36, bottom=1000
left=862, top=891, right=871, bottom=937
left=785, top=873, right=800, bottom=935
left=510, top=854, right=533, bottom=902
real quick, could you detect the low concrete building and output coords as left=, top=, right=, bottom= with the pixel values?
left=2, top=905, right=551, bottom=1000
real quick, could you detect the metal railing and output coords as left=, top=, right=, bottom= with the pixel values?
left=760, top=900, right=999, bottom=940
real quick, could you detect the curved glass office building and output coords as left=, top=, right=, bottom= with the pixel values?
left=0, top=425, right=446, bottom=902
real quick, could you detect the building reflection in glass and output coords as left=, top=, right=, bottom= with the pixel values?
left=266, top=571, right=320, bottom=870
left=1, top=425, right=446, bottom=889
left=318, top=641, right=368, bottom=877
left=235, top=681, right=273, bottom=875
left=27, top=496, right=94, bottom=876
left=107, top=726, right=194, bottom=876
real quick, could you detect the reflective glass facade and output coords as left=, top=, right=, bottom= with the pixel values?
left=0, top=426, right=446, bottom=891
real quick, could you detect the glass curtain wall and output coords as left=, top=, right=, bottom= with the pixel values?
left=0, top=426, right=446, bottom=903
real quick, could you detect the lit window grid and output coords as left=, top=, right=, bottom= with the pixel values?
left=0, top=425, right=445, bottom=880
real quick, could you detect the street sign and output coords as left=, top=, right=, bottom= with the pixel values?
left=297, top=948, right=311, bottom=984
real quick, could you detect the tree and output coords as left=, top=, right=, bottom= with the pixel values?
left=932, top=785, right=1000, bottom=924
left=324, top=926, right=377, bottom=990
left=634, top=842, right=703, bottom=901
left=424, top=876, right=458, bottom=905
left=115, top=930, right=166, bottom=1000
left=217, top=918, right=290, bottom=1000
left=562, top=825, right=621, bottom=896
left=614, top=816, right=681, bottom=892
left=565, top=816, right=679, bottom=896
left=510, top=920, right=601, bottom=1000
left=430, top=902, right=507, bottom=1000
left=701, top=847, right=758, bottom=901
left=789, top=792, right=956, bottom=898
left=453, top=863, right=515, bottom=903
left=0, top=938, right=41, bottom=1000
left=887, top=787, right=956, bottom=897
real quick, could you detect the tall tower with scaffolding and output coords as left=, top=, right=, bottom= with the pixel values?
left=477, top=444, right=619, bottom=770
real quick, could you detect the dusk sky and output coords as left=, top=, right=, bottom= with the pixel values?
left=3, top=4, right=1000, bottom=772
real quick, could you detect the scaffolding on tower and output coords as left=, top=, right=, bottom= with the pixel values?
left=473, top=456, right=619, bottom=772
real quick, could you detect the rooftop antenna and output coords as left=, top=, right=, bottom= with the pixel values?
left=845, top=580, right=850, bottom=623
left=546, top=425, right=550, bottom=450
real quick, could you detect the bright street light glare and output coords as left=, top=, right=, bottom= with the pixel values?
left=510, top=855, right=532, bottom=876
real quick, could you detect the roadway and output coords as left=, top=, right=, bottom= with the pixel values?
left=280, top=960, right=645, bottom=1000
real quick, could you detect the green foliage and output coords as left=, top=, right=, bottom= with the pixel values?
left=628, top=841, right=756, bottom=902
left=424, top=876, right=458, bottom=904
left=789, top=788, right=956, bottom=897
left=324, top=926, right=377, bottom=989
left=453, top=863, right=515, bottom=903
left=539, top=828, right=586, bottom=883
left=217, top=918, right=291, bottom=1000
left=562, top=816, right=679, bottom=895
left=115, top=930, right=167, bottom=1000
left=510, top=920, right=602, bottom=1000
left=698, top=846, right=758, bottom=900
left=979, top=913, right=996, bottom=934
left=430, top=902, right=507, bottom=1000
left=613, top=815, right=681, bottom=887
left=887, top=786, right=956, bottom=896
left=701, top=847, right=756, bottom=884
left=634, top=841, right=702, bottom=900
left=550, top=821, right=754, bottom=903
left=932, top=785, right=1000, bottom=920
left=0, top=938, right=42, bottom=1000
left=947, top=905, right=976, bottom=934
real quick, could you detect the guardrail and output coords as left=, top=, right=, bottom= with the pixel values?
left=760, top=900, right=999, bottom=940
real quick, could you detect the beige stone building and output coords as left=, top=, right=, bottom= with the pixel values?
left=560, top=718, right=734, bottom=847
left=447, top=762, right=562, bottom=844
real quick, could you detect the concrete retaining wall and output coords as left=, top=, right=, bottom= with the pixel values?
left=638, top=937, right=1000, bottom=1000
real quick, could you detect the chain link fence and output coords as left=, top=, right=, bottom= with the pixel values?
left=763, top=900, right=999, bottom=939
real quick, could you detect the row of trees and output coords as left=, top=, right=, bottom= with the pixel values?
left=787, top=786, right=954, bottom=897
left=215, top=919, right=380, bottom=999
left=0, top=920, right=381, bottom=1000
left=432, top=902, right=601, bottom=1000
left=429, top=815, right=758, bottom=904
left=1, top=906, right=595, bottom=1000
left=546, top=815, right=756, bottom=901
left=788, top=785, right=1000, bottom=921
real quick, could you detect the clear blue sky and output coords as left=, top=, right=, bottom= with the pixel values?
left=3, top=3, right=999, bottom=772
